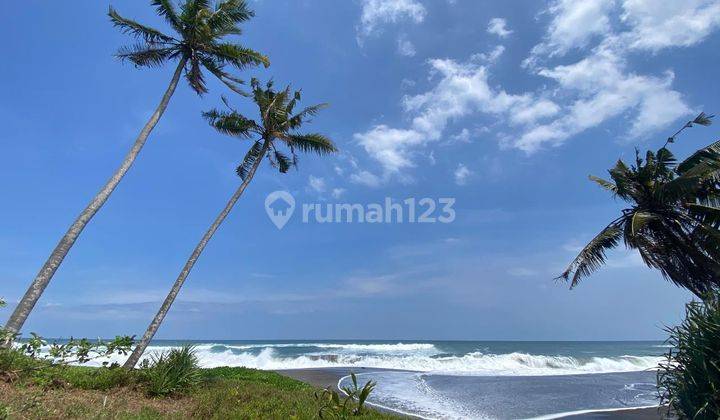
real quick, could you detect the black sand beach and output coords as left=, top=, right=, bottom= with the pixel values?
left=276, top=368, right=666, bottom=419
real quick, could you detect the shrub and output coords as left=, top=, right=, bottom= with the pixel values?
left=139, top=345, right=202, bottom=397
left=658, top=291, right=720, bottom=419
left=315, top=372, right=376, bottom=418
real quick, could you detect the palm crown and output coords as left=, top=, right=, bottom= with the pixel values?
left=558, top=113, right=720, bottom=298
left=204, top=79, right=338, bottom=179
left=110, top=0, right=269, bottom=95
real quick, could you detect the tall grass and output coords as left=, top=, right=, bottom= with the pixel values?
left=139, top=345, right=201, bottom=397
left=658, top=291, right=720, bottom=419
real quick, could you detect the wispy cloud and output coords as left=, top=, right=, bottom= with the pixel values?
left=352, top=0, right=714, bottom=180
left=487, top=18, right=513, bottom=38
left=307, top=175, right=327, bottom=193
left=396, top=34, right=417, bottom=56
left=357, top=0, right=426, bottom=40
left=454, top=163, right=472, bottom=185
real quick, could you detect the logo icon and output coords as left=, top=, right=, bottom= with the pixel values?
left=265, top=191, right=295, bottom=230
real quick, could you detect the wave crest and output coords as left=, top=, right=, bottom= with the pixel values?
left=137, top=347, right=661, bottom=375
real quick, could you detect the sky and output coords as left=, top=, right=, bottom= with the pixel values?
left=1, top=0, right=719, bottom=340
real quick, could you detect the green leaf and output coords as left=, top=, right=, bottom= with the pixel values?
left=557, top=222, right=624, bottom=287
left=108, top=7, right=175, bottom=43
left=235, top=141, right=263, bottom=180
left=630, top=212, right=656, bottom=236
left=589, top=175, right=618, bottom=193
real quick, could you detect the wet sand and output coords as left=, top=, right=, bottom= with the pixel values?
left=564, top=406, right=668, bottom=419
left=275, top=368, right=667, bottom=419
left=276, top=366, right=402, bottom=390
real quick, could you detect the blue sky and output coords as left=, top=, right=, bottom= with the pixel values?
left=1, top=0, right=719, bottom=340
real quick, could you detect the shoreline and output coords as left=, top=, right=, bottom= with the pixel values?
left=275, top=367, right=666, bottom=419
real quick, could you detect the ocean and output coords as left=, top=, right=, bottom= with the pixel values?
left=90, top=340, right=668, bottom=419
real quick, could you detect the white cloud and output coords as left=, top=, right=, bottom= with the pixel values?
left=354, top=58, right=556, bottom=174
left=621, top=0, right=720, bottom=51
left=513, top=0, right=703, bottom=152
left=514, top=44, right=692, bottom=152
left=454, top=163, right=472, bottom=185
left=529, top=0, right=615, bottom=59
left=352, top=0, right=713, bottom=179
left=308, top=175, right=326, bottom=193
left=487, top=18, right=513, bottom=38
left=350, top=170, right=383, bottom=187
left=471, top=45, right=505, bottom=64
left=453, top=128, right=471, bottom=143
left=358, top=0, right=426, bottom=38
left=509, top=99, right=561, bottom=126
left=397, top=35, right=417, bottom=56
left=354, top=125, right=425, bottom=174
left=331, top=188, right=346, bottom=199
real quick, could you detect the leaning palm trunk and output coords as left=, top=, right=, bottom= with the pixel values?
left=123, top=139, right=270, bottom=369
left=2, top=58, right=188, bottom=345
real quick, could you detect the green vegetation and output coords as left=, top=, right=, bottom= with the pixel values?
left=559, top=113, right=720, bottom=414
left=558, top=113, right=720, bottom=298
left=316, top=373, right=377, bottom=418
left=138, top=345, right=202, bottom=397
left=0, top=348, right=393, bottom=419
left=658, top=290, right=720, bottom=419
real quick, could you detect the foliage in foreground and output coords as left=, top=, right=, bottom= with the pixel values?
left=558, top=113, right=720, bottom=298
left=0, top=348, right=394, bottom=419
left=658, top=290, right=720, bottom=419
left=138, top=345, right=202, bottom=397
left=316, top=373, right=377, bottom=419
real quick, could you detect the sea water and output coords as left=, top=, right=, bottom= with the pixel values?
left=81, top=340, right=667, bottom=419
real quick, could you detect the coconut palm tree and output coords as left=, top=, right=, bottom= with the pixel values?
left=123, top=79, right=337, bottom=368
left=2, top=0, right=268, bottom=344
left=558, top=113, right=720, bottom=298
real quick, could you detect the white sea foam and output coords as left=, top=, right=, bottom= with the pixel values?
left=27, top=341, right=660, bottom=376
left=76, top=344, right=661, bottom=376
left=187, top=342, right=437, bottom=353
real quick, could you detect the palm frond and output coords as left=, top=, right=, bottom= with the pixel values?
left=271, top=150, right=293, bottom=173
left=692, top=112, right=714, bottom=126
left=687, top=203, right=720, bottom=229
left=287, top=103, right=329, bottom=129
left=209, top=43, right=269, bottom=69
left=203, top=109, right=258, bottom=138
left=208, top=0, right=253, bottom=34
left=185, top=56, right=207, bottom=95
left=116, top=43, right=174, bottom=67
left=151, top=0, right=183, bottom=31
left=236, top=141, right=264, bottom=180
left=108, top=7, right=175, bottom=43
left=630, top=211, right=656, bottom=236
left=285, top=133, right=338, bottom=155
left=198, top=56, right=247, bottom=95
left=677, top=139, right=720, bottom=175
left=589, top=175, right=617, bottom=194
left=179, top=0, right=210, bottom=25
left=557, top=222, right=624, bottom=287
left=657, top=174, right=703, bottom=203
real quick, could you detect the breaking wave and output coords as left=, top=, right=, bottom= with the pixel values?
left=82, top=342, right=661, bottom=376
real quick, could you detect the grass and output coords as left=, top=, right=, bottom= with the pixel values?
left=139, top=345, right=202, bottom=397
left=0, top=349, right=398, bottom=419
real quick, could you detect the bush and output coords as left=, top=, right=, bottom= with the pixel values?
left=139, top=345, right=202, bottom=397
left=60, top=365, right=135, bottom=390
left=658, top=291, right=720, bottom=419
left=315, top=372, right=377, bottom=418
